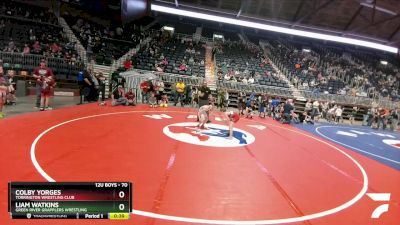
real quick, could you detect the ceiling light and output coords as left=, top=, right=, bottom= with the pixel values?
left=151, top=4, right=398, bottom=54
left=162, top=26, right=175, bottom=31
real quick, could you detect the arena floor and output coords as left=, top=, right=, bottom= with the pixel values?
left=0, top=103, right=399, bottom=225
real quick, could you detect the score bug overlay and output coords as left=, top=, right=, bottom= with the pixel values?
left=8, top=182, right=132, bottom=220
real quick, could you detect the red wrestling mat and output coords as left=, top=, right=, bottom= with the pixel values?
left=0, top=104, right=399, bottom=225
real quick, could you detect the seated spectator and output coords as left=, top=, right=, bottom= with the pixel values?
left=155, top=64, right=164, bottom=72
left=160, top=93, right=169, bottom=107
left=124, top=60, right=132, bottom=70
left=248, top=76, right=255, bottom=84
left=112, top=85, right=128, bottom=106
left=188, top=56, right=194, bottom=65
left=148, top=92, right=157, bottom=107
left=125, top=88, right=136, bottom=106
left=179, top=63, right=187, bottom=71
left=50, top=42, right=60, bottom=53
left=161, top=58, right=168, bottom=66
left=224, top=73, right=231, bottom=81
left=23, top=44, right=30, bottom=54
left=5, top=70, right=17, bottom=105
left=32, top=41, right=41, bottom=54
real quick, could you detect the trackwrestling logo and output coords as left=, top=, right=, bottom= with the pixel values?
left=163, top=122, right=255, bottom=147
left=382, top=139, right=400, bottom=149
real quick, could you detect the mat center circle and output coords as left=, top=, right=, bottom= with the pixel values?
left=163, top=122, right=255, bottom=147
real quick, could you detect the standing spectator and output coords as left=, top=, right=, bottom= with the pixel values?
left=198, top=82, right=211, bottom=108
left=82, top=70, right=94, bottom=103
left=304, top=99, right=312, bottom=116
left=282, top=99, right=294, bottom=124
left=238, top=91, right=246, bottom=115
left=0, top=73, right=7, bottom=118
left=191, top=86, right=199, bottom=108
left=86, top=71, right=99, bottom=102
left=389, top=108, right=399, bottom=131
left=77, top=71, right=85, bottom=104
left=335, top=106, right=343, bottom=124
left=32, top=60, right=54, bottom=109
left=349, top=106, right=358, bottom=125
left=174, top=80, right=185, bottom=106
left=327, top=105, right=337, bottom=123
left=311, top=100, right=320, bottom=122
left=37, top=73, right=56, bottom=111
left=217, top=88, right=229, bottom=111
left=377, top=108, right=389, bottom=130
left=96, top=73, right=106, bottom=105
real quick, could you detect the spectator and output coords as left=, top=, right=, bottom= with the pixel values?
left=111, top=85, right=127, bottom=106
left=174, top=80, right=185, bottom=106
left=327, top=105, right=337, bottom=123
left=140, top=79, right=151, bottom=103
left=160, top=93, right=169, bottom=107
left=86, top=70, right=100, bottom=102
left=179, top=63, right=187, bottom=71
left=377, top=108, right=389, bottom=130
left=191, top=87, right=199, bottom=108
left=77, top=71, right=85, bottom=105
left=32, top=60, right=54, bottom=109
left=282, top=99, right=294, bottom=124
left=96, top=73, right=106, bottom=105
left=22, top=44, right=30, bottom=54
left=5, top=70, right=16, bottom=105
left=242, top=77, right=248, bottom=84
left=0, top=73, right=7, bottom=118
left=124, top=59, right=132, bottom=70
left=198, top=82, right=211, bottom=108
left=335, top=106, right=343, bottom=124
left=248, top=76, right=255, bottom=84
left=37, top=72, right=56, bottom=111
left=149, top=92, right=157, bottom=107
left=349, top=106, right=358, bottom=125
left=389, top=108, right=399, bottom=131
left=238, top=91, right=246, bottom=115
left=125, top=88, right=136, bottom=106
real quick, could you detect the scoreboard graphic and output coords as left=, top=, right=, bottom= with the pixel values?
left=8, top=182, right=132, bottom=220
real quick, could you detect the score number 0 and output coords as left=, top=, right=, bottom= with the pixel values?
left=118, top=191, right=126, bottom=211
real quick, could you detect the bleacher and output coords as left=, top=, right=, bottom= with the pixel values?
left=63, top=14, right=143, bottom=66
left=216, top=41, right=289, bottom=88
left=135, top=34, right=206, bottom=77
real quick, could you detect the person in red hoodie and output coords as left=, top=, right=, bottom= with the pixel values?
left=32, top=60, right=54, bottom=110
left=124, top=59, right=132, bottom=70
left=125, top=88, right=136, bottom=106
left=140, top=79, right=151, bottom=103
left=37, top=74, right=56, bottom=111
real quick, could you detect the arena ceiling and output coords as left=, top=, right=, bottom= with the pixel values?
left=154, top=0, right=400, bottom=47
